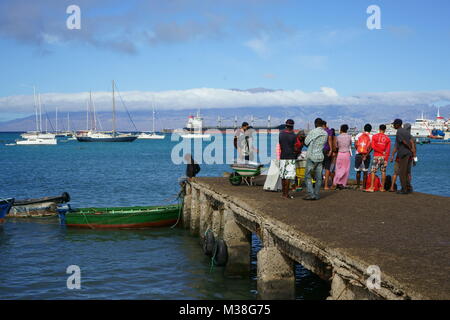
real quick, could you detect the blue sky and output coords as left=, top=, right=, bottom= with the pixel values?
left=0, top=0, right=449, bottom=120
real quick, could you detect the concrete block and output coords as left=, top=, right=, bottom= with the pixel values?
left=257, top=247, right=295, bottom=300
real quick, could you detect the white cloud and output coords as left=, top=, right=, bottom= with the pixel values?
left=244, top=34, right=270, bottom=58
left=1, top=88, right=450, bottom=116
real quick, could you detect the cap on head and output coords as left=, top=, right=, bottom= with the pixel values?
left=242, top=122, right=249, bottom=127
left=285, top=119, right=295, bottom=127
left=392, top=119, right=403, bottom=126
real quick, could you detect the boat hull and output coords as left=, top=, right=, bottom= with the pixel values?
left=0, top=199, right=14, bottom=224
left=16, top=138, right=57, bottom=145
left=62, top=204, right=180, bottom=229
left=137, top=134, right=165, bottom=140
left=10, top=192, right=70, bottom=218
left=76, top=136, right=137, bottom=142
left=180, top=134, right=211, bottom=139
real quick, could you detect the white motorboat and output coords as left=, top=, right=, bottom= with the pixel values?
left=16, top=137, right=57, bottom=145
left=20, top=132, right=56, bottom=139
left=137, top=132, right=165, bottom=139
left=180, top=133, right=211, bottom=139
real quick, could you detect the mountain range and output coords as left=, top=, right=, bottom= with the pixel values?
left=0, top=104, right=448, bottom=132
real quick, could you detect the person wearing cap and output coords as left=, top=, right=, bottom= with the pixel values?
left=390, top=119, right=414, bottom=194
left=389, top=122, right=416, bottom=193
left=279, top=119, right=298, bottom=199
left=234, top=122, right=250, bottom=162
left=303, top=118, right=328, bottom=200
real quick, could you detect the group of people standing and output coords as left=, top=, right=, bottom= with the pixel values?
left=278, top=118, right=417, bottom=200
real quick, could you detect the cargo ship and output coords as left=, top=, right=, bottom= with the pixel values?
left=172, top=114, right=286, bottom=134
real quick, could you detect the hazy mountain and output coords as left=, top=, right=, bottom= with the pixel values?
left=0, top=105, right=448, bottom=132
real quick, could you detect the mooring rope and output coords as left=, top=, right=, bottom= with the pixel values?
left=210, top=239, right=217, bottom=273
left=170, top=197, right=184, bottom=229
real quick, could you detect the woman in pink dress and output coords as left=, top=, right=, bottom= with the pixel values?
left=331, top=124, right=352, bottom=189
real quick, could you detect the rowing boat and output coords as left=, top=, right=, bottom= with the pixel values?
left=58, top=204, right=181, bottom=229
left=11, top=192, right=70, bottom=217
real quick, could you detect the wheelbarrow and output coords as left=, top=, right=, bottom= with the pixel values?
left=229, top=162, right=264, bottom=186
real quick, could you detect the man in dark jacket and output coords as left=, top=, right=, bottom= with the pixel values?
left=392, top=119, right=413, bottom=194
left=185, top=153, right=200, bottom=179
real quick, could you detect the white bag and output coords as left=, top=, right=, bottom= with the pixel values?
left=263, top=160, right=282, bottom=191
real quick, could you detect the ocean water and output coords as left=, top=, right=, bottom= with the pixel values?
left=0, top=132, right=448, bottom=300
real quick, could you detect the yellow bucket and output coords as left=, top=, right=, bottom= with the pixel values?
left=296, top=165, right=316, bottom=185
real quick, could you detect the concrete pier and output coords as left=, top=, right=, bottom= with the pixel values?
left=183, top=177, right=450, bottom=300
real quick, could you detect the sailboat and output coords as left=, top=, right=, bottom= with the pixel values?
left=16, top=89, right=57, bottom=145
left=76, top=81, right=138, bottom=142
left=137, top=104, right=165, bottom=140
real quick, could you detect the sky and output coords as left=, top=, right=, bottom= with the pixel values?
left=0, top=0, right=449, bottom=121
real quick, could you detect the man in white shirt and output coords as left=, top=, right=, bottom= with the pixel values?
left=234, top=122, right=250, bottom=162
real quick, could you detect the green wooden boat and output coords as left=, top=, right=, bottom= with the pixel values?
left=59, top=204, right=181, bottom=229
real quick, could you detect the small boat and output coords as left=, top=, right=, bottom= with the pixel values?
left=137, top=132, right=165, bottom=139
left=10, top=192, right=71, bottom=217
left=16, top=136, right=57, bottom=145
left=180, top=133, right=211, bottom=139
left=58, top=204, right=181, bottom=229
left=0, top=198, right=14, bottom=224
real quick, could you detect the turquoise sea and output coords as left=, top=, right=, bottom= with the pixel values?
left=0, top=132, right=449, bottom=299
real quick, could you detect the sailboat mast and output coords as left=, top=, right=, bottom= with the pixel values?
left=33, top=86, right=38, bottom=132
left=90, top=90, right=96, bottom=132
left=86, top=100, right=89, bottom=131
left=55, top=107, right=58, bottom=133
left=38, top=93, right=42, bottom=132
left=152, top=103, right=155, bottom=133
left=67, top=112, right=70, bottom=132
left=112, top=80, right=116, bottom=135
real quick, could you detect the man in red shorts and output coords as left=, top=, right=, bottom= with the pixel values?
left=367, top=124, right=391, bottom=192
